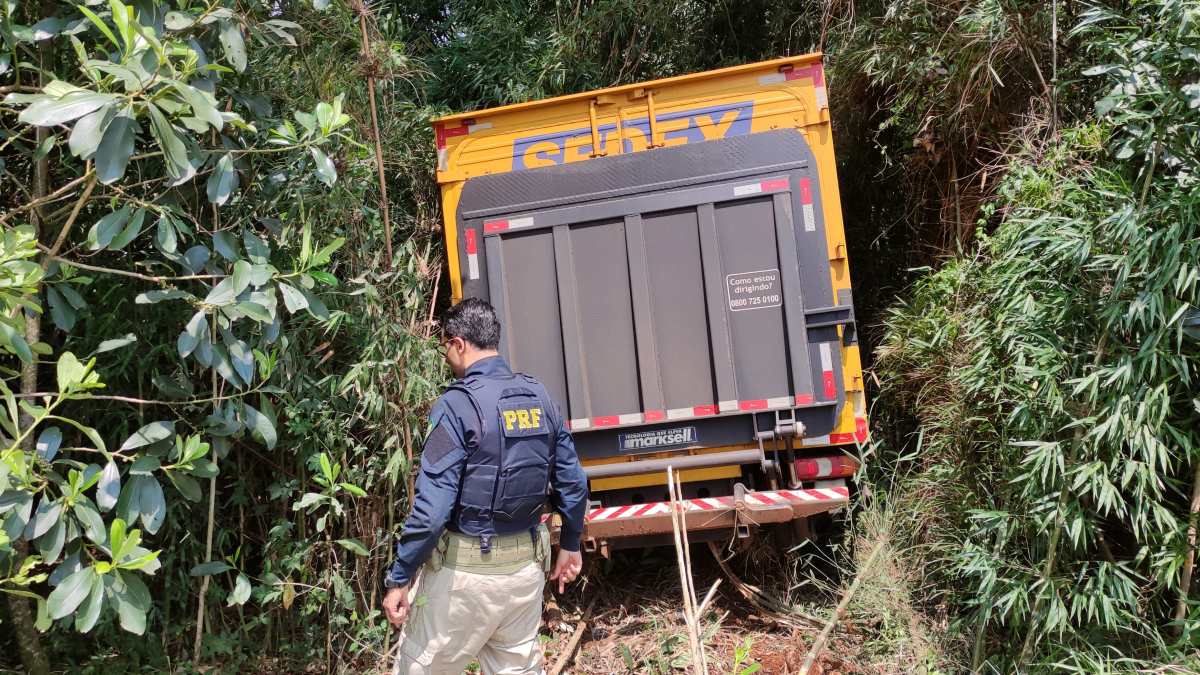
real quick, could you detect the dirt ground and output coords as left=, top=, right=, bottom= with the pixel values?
left=538, top=539, right=873, bottom=675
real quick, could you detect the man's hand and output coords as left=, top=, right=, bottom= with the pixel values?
left=382, top=585, right=410, bottom=628
left=549, top=549, right=583, bottom=594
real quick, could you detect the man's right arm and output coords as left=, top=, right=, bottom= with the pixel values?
left=384, top=399, right=469, bottom=588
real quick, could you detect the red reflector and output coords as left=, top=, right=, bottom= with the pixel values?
left=829, top=433, right=855, bottom=444
left=464, top=229, right=477, bottom=254
left=855, top=417, right=868, bottom=442
left=693, top=405, right=717, bottom=417
left=795, top=393, right=814, bottom=405
left=793, top=455, right=858, bottom=480
left=644, top=410, right=665, bottom=422
left=822, top=372, right=836, bottom=399
left=484, top=220, right=509, bottom=233
left=443, top=125, right=469, bottom=141
left=739, top=399, right=767, bottom=411
left=799, top=178, right=813, bottom=204
left=593, top=416, right=619, bottom=427
left=761, top=178, right=789, bottom=191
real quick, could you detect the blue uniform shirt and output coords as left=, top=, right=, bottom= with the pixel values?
left=385, top=356, right=589, bottom=588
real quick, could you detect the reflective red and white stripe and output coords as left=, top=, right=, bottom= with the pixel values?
left=483, top=216, right=535, bottom=233
left=585, top=486, right=849, bottom=522
left=799, top=177, right=817, bottom=232
left=733, top=176, right=789, bottom=197
left=569, top=395, right=812, bottom=431
left=820, top=343, right=836, bottom=399
left=435, top=120, right=492, bottom=171
left=801, top=417, right=869, bottom=447
left=464, top=229, right=480, bottom=280
left=758, top=64, right=828, bottom=109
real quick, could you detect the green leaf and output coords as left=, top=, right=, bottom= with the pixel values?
left=94, top=110, right=137, bottom=185
left=213, top=230, right=240, bottom=261
left=242, top=230, right=269, bottom=264
left=218, top=20, right=247, bottom=72
left=107, top=0, right=133, bottom=50
left=48, top=567, right=95, bottom=619
left=68, top=105, right=112, bottom=159
left=178, top=310, right=207, bottom=357
left=55, top=351, right=89, bottom=391
left=97, top=460, right=120, bottom=511
left=310, top=237, right=345, bottom=267
left=164, top=10, right=195, bottom=30
left=146, top=103, right=193, bottom=184
left=135, top=289, right=190, bottom=304
left=47, top=286, right=77, bottom=332
left=87, top=206, right=132, bottom=251
left=74, top=499, right=107, bottom=542
left=309, top=147, right=336, bottom=187
left=205, top=264, right=251, bottom=306
left=129, top=455, right=159, bottom=476
left=36, top=427, right=62, bottom=461
left=26, top=498, right=62, bottom=539
left=95, top=334, right=136, bottom=354
left=76, top=4, right=120, bottom=48
left=206, top=153, right=238, bottom=206
left=75, top=573, right=104, bottom=632
left=112, top=574, right=148, bottom=634
left=37, top=517, right=66, bottom=563
left=227, top=573, right=251, bottom=606
left=155, top=214, right=178, bottom=253
left=336, top=538, right=369, bottom=556
left=119, top=421, right=175, bottom=451
left=308, top=270, right=338, bottom=287
left=242, top=402, right=277, bottom=449
left=235, top=302, right=272, bottom=324
left=59, top=284, right=87, bottom=310
left=168, top=472, right=202, bottom=502
left=0, top=322, right=33, bottom=363
left=190, top=560, right=233, bottom=576
left=339, top=482, right=367, bottom=497
left=300, top=287, right=329, bottom=320
left=226, top=337, right=254, bottom=383
left=19, top=90, right=117, bottom=126
left=136, top=477, right=166, bottom=535
left=107, top=207, right=146, bottom=250
left=277, top=283, right=308, bottom=314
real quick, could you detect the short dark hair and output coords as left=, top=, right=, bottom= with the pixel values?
left=441, top=298, right=501, bottom=350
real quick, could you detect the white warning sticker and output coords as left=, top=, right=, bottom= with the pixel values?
left=726, top=268, right=782, bottom=312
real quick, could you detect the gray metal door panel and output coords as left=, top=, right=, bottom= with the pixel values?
left=495, top=230, right=569, bottom=409
left=570, top=220, right=640, bottom=418
left=641, top=209, right=715, bottom=410
left=715, top=197, right=790, bottom=404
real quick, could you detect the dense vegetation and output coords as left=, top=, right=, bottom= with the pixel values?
left=0, top=0, right=1196, bottom=672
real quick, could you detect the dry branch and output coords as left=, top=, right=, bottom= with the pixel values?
left=799, top=539, right=886, bottom=675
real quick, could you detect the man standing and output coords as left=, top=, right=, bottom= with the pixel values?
left=383, top=298, right=589, bottom=674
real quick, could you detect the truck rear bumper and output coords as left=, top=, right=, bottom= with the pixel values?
left=547, top=485, right=849, bottom=553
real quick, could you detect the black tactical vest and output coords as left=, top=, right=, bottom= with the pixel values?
left=447, top=371, right=555, bottom=552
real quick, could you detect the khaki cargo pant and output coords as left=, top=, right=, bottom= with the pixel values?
left=394, top=529, right=550, bottom=675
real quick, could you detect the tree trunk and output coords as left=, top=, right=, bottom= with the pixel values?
left=7, top=21, right=53, bottom=671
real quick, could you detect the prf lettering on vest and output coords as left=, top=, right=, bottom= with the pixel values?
left=511, top=101, right=754, bottom=171
left=502, top=407, right=543, bottom=431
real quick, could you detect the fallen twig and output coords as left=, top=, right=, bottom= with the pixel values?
left=548, top=595, right=597, bottom=675
left=799, top=539, right=886, bottom=675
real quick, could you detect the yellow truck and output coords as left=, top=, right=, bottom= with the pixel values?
left=433, top=53, right=865, bottom=554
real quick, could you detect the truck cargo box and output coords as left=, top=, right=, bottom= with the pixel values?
left=434, top=54, right=866, bottom=550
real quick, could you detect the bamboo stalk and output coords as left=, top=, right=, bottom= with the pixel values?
left=354, top=1, right=393, bottom=269
left=1175, top=460, right=1200, bottom=624
left=667, top=467, right=705, bottom=675
left=799, top=540, right=885, bottom=675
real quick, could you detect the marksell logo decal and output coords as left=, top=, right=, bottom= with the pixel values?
left=619, top=426, right=698, bottom=453
left=512, top=101, right=754, bottom=171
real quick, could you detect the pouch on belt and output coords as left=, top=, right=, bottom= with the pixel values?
left=429, top=527, right=550, bottom=575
